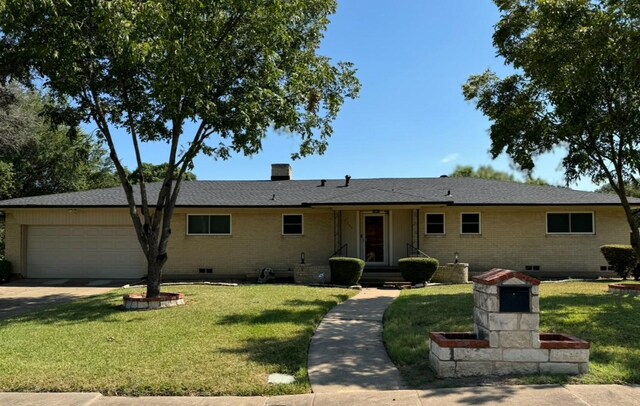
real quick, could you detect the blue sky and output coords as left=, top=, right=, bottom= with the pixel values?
left=110, top=1, right=595, bottom=191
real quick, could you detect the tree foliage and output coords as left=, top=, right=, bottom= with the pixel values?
left=0, top=82, right=40, bottom=153
left=128, top=163, right=196, bottom=185
left=0, top=0, right=360, bottom=297
left=463, top=0, right=640, bottom=251
left=0, top=83, right=119, bottom=200
left=450, top=165, right=548, bottom=185
left=597, top=181, right=640, bottom=198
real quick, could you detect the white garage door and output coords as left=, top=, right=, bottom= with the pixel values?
left=27, top=226, right=146, bottom=279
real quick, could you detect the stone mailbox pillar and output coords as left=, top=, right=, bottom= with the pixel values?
left=472, top=269, right=540, bottom=350
left=429, top=268, right=589, bottom=377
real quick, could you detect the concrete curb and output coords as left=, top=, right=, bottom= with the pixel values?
left=2, top=385, right=639, bottom=405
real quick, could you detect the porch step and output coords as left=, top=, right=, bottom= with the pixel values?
left=382, top=281, right=411, bottom=289
left=360, top=268, right=404, bottom=287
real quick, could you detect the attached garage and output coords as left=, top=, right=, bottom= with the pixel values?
left=27, top=226, right=146, bottom=279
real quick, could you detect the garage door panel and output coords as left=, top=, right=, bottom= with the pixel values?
left=27, top=226, right=146, bottom=279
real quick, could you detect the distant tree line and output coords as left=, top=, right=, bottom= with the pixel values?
left=450, top=165, right=548, bottom=185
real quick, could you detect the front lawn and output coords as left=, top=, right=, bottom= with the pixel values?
left=0, top=285, right=355, bottom=396
left=384, top=281, right=640, bottom=387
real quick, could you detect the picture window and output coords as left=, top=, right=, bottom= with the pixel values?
left=187, top=215, right=231, bottom=235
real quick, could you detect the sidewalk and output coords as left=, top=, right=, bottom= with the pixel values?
left=2, top=385, right=639, bottom=405
left=307, top=288, right=403, bottom=392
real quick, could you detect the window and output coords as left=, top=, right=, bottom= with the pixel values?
left=547, top=213, right=594, bottom=234
left=461, top=213, right=481, bottom=234
left=187, top=215, right=231, bottom=235
left=425, top=213, right=445, bottom=234
left=282, top=214, right=303, bottom=235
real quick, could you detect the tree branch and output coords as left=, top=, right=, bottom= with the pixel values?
left=123, top=90, right=152, bottom=233
left=88, top=86, right=149, bottom=257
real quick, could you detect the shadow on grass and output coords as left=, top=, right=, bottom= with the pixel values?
left=218, top=295, right=351, bottom=326
left=0, top=292, right=129, bottom=326
left=218, top=333, right=312, bottom=379
left=215, top=294, right=354, bottom=384
left=387, top=292, right=475, bottom=331
left=540, top=293, right=640, bottom=381
left=384, top=291, right=475, bottom=388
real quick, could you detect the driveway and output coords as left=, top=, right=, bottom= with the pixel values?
left=0, top=279, right=136, bottom=320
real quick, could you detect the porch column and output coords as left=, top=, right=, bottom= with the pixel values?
left=333, top=210, right=342, bottom=252
left=411, top=209, right=420, bottom=249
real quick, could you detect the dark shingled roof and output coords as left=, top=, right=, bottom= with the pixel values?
left=0, top=177, right=637, bottom=208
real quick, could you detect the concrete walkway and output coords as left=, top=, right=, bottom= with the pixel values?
left=307, top=288, right=403, bottom=392
left=2, top=385, right=640, bottom=405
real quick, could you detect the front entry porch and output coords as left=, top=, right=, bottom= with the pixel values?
left=329, top=208, right=428, bottom=285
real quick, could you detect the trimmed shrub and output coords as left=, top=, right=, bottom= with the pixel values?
left=0, top=259, right=11, bottom=282
left=399, top=257, right=439, bottom=285
left=329, top=257, right=365, bottom=286
left=600, top=245, right=638, bottom=280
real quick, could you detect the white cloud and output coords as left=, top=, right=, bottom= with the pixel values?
left=441, top=153, right=460, bottom=164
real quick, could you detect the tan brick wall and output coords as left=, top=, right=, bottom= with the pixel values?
left=164, top=208, right=334, bottom=277
left=3, top=204, right=632, bottom=279
left=420, top=206, right=629, bottom=277
left=4, top=207, right=334, bottom=278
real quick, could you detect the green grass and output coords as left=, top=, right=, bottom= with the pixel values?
left=384, top=281, right=640, bottom=387
left=0, top=285, right=356, bottom=396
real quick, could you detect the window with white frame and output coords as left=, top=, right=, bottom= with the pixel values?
left=460, top=213, right=481, bottom=234
left=187, top=214, right=231, bottom=235
left=282, top=214, right=303, bottom=235
left=425, top=213, right=445, bottom=235
left=546, top=212, right=594, bottom=234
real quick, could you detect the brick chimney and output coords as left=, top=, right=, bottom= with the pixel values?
left=271, top=164, right=292, bottom=181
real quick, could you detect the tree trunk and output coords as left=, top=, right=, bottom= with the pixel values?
left=617, top=192, right=640, bottom=280
left=146, top=256, right=165, bottom=298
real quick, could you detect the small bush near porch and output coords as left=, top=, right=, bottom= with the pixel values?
left=384, top=282, right=640, bottom=387
left=0, top=285, right=356, bottom=396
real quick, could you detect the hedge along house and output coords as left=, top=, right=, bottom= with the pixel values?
left=0, top=164, right=637, bottom=281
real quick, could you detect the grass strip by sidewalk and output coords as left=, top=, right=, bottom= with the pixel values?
left=384, top=281, right=640, bottom=387
left=0, top=285, right=356, bottom=396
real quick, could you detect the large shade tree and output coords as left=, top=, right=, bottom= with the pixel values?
left=463, top=0, right=640, bottom=255
left=0, top=0, right=359, bottom=297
